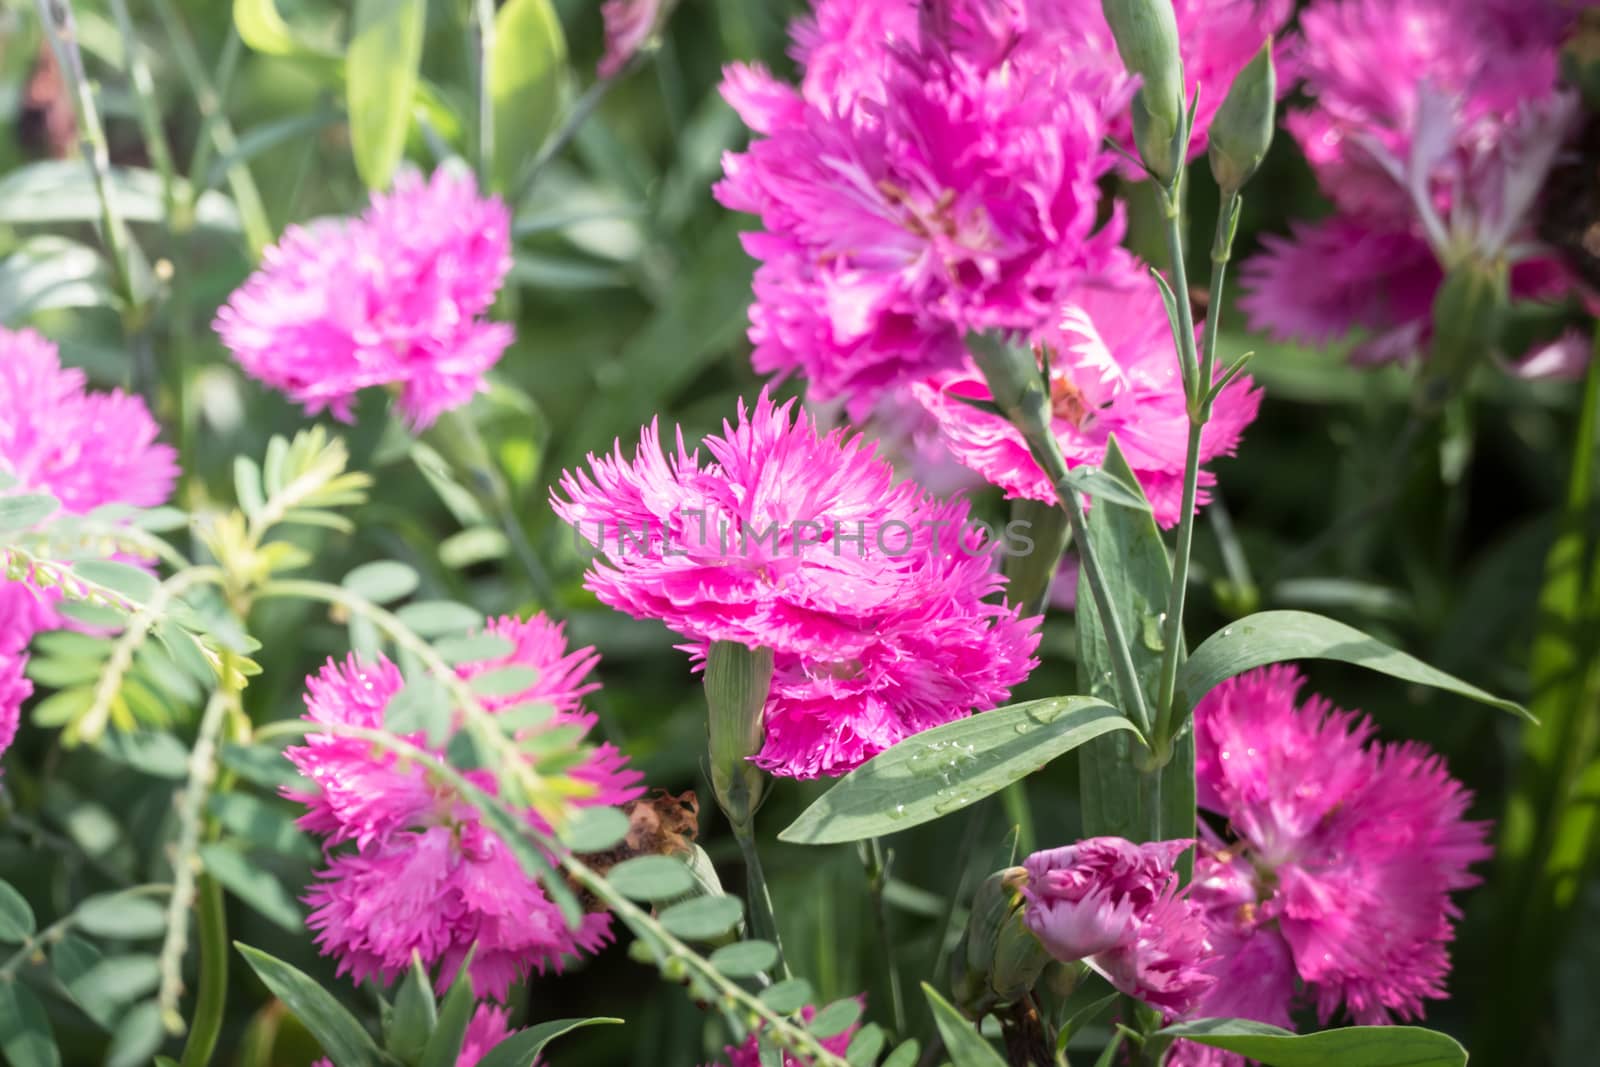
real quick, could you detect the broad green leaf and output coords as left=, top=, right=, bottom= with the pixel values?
left=758, top=978, right=814, bottom=1014
left=0, top=163, right=239, bottom=230
left=606, top=855, right=697, bottom=902
left=922, top=984, right=1007, bottom=1067
left=52, top=936, right=117, bottom=1029
left=1175, top=610, right=1529, bottom=719
left=488, top=0, right=568, bottom=192
left=202, top=844, right=302, bottom=931
left=207, top=793, right=317, bottom=859
left=468, top=666, right=541, bottom=698
left=0, top=237, right=114, bottom=322
left=74, top=893, right=166, bottom=940
left=881, top=1040, right=921, bottom=1067
left=105, top=1002, right=165, bottom=1067
left=0, top=879, right=36, bottom=942
left=0, top=494, right=60, bottom=531
left=780, top=697, right=1131, bottom=845
left=473, top=1017, right=623, bottom=1067
left=1157, top=1020, right=1467, bottom=1067
left=659, top=895, right=744, bottom=941
left=95, top=730, right=190, bottom=780
left=342, top=560, right=421, bottom=605
left=845, top=1024, right=886, bottom=1065
left=707, top=939, right=779, bottom=978
left=67, top=955, right=161, bottom=1009
left=1074, top=437, right=1191, bottom=856
left=419, top=949, right=478, bottom=1067
left=347, top=0, right=426, bottom=190
left=73, top=560, right=159, bottom=604
left=439, top=527, right=508, bottom=568
left=386, top=954, right=438, bottom=1061
left=220, top=743, right=304, bottom=791
left=434, top=633, right=517, bottom=665
left=558, top=806, right=630, bottom=852
left=809, top=998, right=863, bottom=1039
left=396, top=600, right=484, bottom=638
left=0, top=982, right=59, bottom=1067
left=236, top=943, right=383, bottom=1067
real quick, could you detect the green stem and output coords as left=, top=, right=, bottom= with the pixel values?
left=107, top=0, right=178, bottom=221
left=471, top=0, right=496, bottom=186
left=732, top=816, right=789, bottom=979
left=1151, top=190, right=1238, bottom=756
left=862, top=837, right=907, bottom=1036
left=514, top=55, right=646, bottom=202
left=177, top=876, right=228, bottom=1067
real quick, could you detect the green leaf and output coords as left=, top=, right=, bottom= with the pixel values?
left=0, top=237, right=114, bottom=322
left=1157, top=1020, right=1467, bottom=1067
left=208, top=793, right=317, bottom=859
left=67, top=955, right=161, bottom=1009
left=419, top=948, right=478, bottom=1067
left=342, top=560, right=421, bottom=605
left=201, top=844, right=302, bottom=931
left=473, top=1017, right=623, bottom=1067
left=73, top=892, right=166, bottom=940
left=395, top=600, right=484, bottom=638
left=881, top=1039, right=921, bottom=1067
left=488, top=0, right=568, bottom=192
left=95, top=730, right=190, bottom=780
left=219, top=743, right=305, bottom=791
left=0, top=879, right=36, bottom=942
left=73, top=560, right=159, bottom=604
left=809, top=998, right=863, bottom=1039
left=0, top=163, right=240, bottom=231
left=1176, top=610, right=1530, bottom=719
left=758, top=978, right=814, bottom=1015
left=845, top=1024, right=886, bottom=1066
left=468, top=666, right=542, bottom=698
left=235, top=455, right=265, bottom=518
left=233, top=0, right=338, bottom=57
left=1061, top=465, right=1153, bottom=513
left=707, top=939, right=779, bottom=978
left=347, top=0, right=427, bottom=189
left=922, top=984, right=1007, bottom=1067
left=236, top=943, right=383, bottom=1067
left=439, top=526, right=509, bottom=569
left=434, top=633, right=517, bottom=665
left=0, top=982, right=60, bottom=1067
left=52, top=936, right=117, bottom=1029
left=779, top=697, right=1131, bottom=845
left=385, top=953, right=438, bottom=1062
left=0, top=493, right=60, bottom=531
left=606, top=855, right=697, bottom=902
left=658, top=895, right=744, bottom=941
left=558, top=806, right=630, bottom=852
left=105, top=1002, right=165, bottom=1067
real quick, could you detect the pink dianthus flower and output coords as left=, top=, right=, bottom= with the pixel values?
left=285, top=615, right=642, bottom=999
left=1022, top=837, right=1213, bottom=1019
left=1169, top=666, right=1491, bottom=1063
left=215, top=167, right=512, bottom=428
left=551, top=391, right=1040, bottom=778
left=914, top=251, right=1260, bottom=526
left=315, top=1003, right=517, bottom=1067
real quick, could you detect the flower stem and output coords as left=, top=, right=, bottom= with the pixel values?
left=471, top=0, right=496, bottom=187
left=107, top=0, right=178, bottom=221
left=176, top=876, right=228, bottom=1067
left=732, top=815, right=790, bottom=979
left=861, top=837, right=907, bottom=1036
left=1152, top=190, right=1239, bottom=758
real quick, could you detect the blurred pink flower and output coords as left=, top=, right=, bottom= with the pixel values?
left=215, top=167, right=512, bottom=428
left=0, top=648, right=28, bottom=766
left=1178, top=665, right=1490, bottom=1049
left=552, top=391, right=1039, bottom=778
left=715, top=1000, right=862, bottom=1067
left=286, top=615, right=642, bottom=999
left=314, top=1003, right=517, bottom=1067
left=914, top=252, right=1260, bottom=526
left=1243, top=0, right=1588, bottom=370
left=599, top=0, right=670, bottom=78
left=1022, top=837, right=1213, bottom=1019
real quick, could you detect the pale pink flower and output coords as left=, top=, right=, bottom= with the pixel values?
left=914, top=252, right=1261, bottom=526
left=1182, top=666, right=1490, bottom=1039
left=599, top=0, right=671, bottom=78
left=1022, top=837, right=1213, bottom=1019
left=215, top=167, right=512, bottom=428
left=715, top=1000, right=862, bottom=1067
left=286, top=615, right=642, bottom=999
left=552, top=391, right=1040, bottom=778
left=314, top=1003, right=517, bottom=1067
left=0, top=648, right=27, bottom=766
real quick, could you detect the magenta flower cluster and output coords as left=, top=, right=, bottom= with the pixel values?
left=0, top=327, right=177, bottom=765
left=285, top=614, right=642, bottom=999
left=215, top=167, right=513, bottom=428
left=553, top=391, right=1040, bottom=778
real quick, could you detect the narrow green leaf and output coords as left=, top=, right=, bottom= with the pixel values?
left=0, top=493, right=59, bottom=531
left=0, top=982, right=60, bottom=1067
left=233, top=0, right=337, bottom=57
left=234, top=455, right=265, bottom=518
left=488, top=0, right=568, bottom=192
left=1157, top=1020, right=1467, bottom=1067
left=659, top=896, right=744, bottom=941
left=1176, top=610, right=1529, bottom=719
left=558, top=806, right=630, bottom=853
left=347, top=0, right=427, bottom=190
left=1061, top=466, right=1153, bottom=513
left=419, top=948, right=478, bottom=1067
left=73, top=893, right=167, bottom=940
left=779, top=697, right=1131, bottom=845
left=342, top=561, right=421, bottom=605
left=758, top=978, right=814, bottom=1015
left=809, top=998, right=864, bottom=1040
left=0, top=879, right=36, bottom=942
left=606, top=855, right=697, bottom=902
left=236, top=943, right=383, bottom=1067
left=73, top=560, right=159, bottom=604
left=386, top=953, right=438, bottom=1063
left=707, top=940, right=779, bottom=978
left=922, top=984, right=1007, bottom=1067
left=473, top=1017, right=623, bottom=1067
left=202, top=845, right=302, bottom=932
left=439, top=527, right=509, bottom=568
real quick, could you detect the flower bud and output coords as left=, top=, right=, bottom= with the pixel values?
left=1208, top=39, right=1277, bottom=195
left=1130, top=88, right=1182, bottom=190
left=704, top=640, right=773, bottom=828
left=990, top=909, right=1052, bottom=1003
left=953, top=867, right=1039, bottom=1017
left=1101, top=0, right=1185, bottom=178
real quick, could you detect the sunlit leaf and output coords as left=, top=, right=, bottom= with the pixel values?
left=236, top=943, right=384, bottom=1067
left=347, top=0, right=426, bottom=189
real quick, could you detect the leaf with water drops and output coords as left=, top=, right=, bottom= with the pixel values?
left=780, top=697, right=1133, bottom=845
left=1157, top=1019, right=1467, bottom=1067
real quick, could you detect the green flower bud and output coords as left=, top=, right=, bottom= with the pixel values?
left=704, top=640, right=773, bottom=829
left=1130, top=87, right=1182, bottom=189
left=989, top=910, right=1051, bottom=1003
left=953, top=868, right=1037, bottom=1017
left=1208, top=39, right=1277, bottom=195
left=1100, top=0, right=1185, bottom=139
